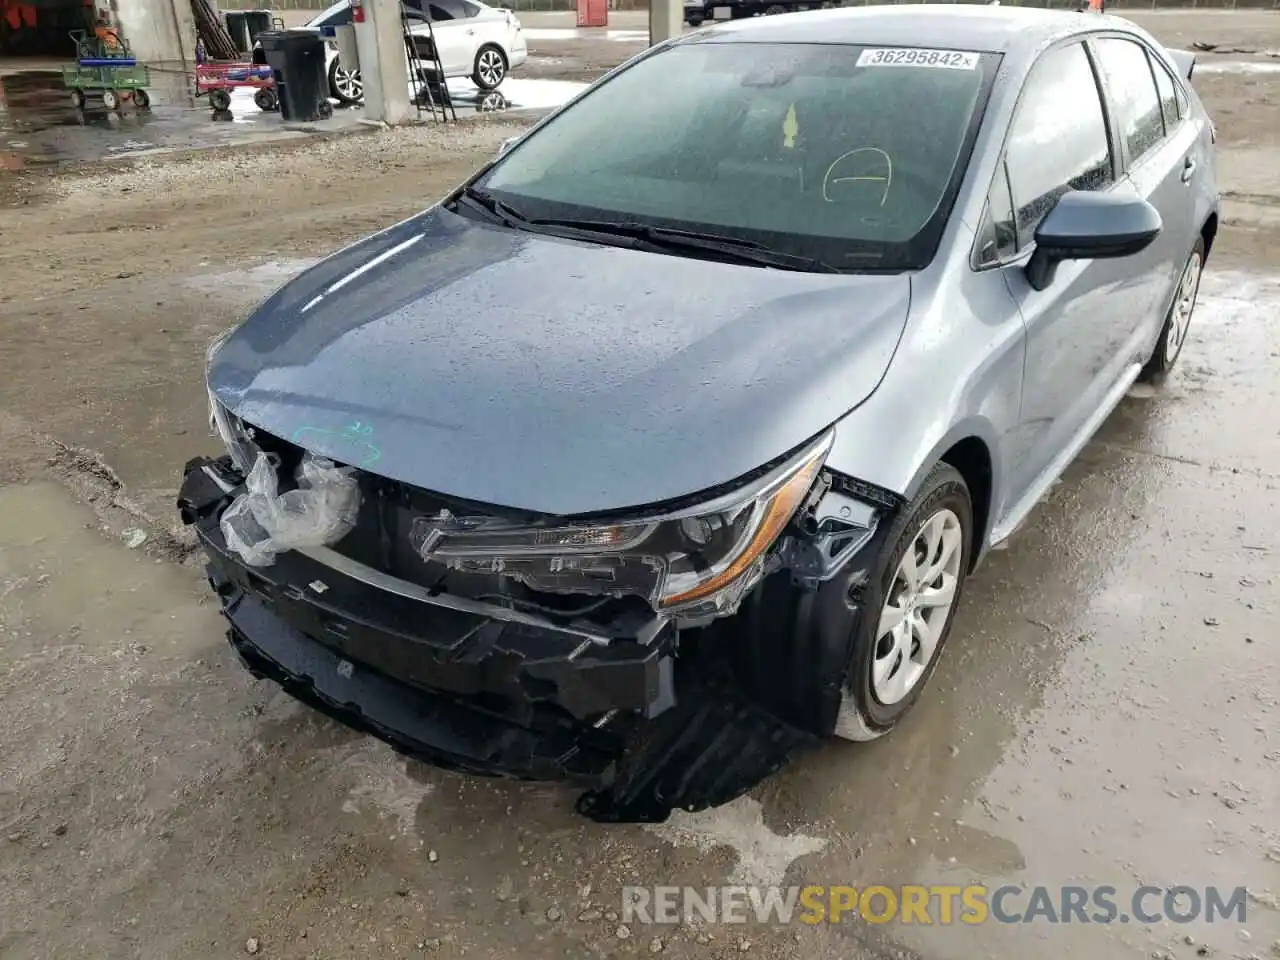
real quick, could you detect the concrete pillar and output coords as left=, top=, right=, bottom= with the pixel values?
left=354, top=0, right=413, bottom=125
left=648, top=0, right=681, bottom=45
left=113, top=0, right=196, bottom=66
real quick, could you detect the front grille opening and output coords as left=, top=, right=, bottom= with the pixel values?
left=252, top=427, right=654, bottom=634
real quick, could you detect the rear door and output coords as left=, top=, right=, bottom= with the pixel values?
left=1088, top=35, right=1201, bottom=346
left=425, top=0, right=475, bottom=75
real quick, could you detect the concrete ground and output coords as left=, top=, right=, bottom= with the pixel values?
left=1, top=9, right=1279, bottom=960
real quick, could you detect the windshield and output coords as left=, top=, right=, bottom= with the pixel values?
left=473, top=40, right=1000, bottom=272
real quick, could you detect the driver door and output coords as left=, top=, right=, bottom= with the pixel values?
left=993, top=40, right=1142, bottom=506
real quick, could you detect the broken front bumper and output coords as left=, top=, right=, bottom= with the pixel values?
left=178, top=456, right=817, bottom=821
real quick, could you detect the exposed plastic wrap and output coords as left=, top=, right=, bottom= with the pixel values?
left=220, top=451, right=360, bottom=567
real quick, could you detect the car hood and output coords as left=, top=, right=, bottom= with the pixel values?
left=209, top=207, right=911, bottom=516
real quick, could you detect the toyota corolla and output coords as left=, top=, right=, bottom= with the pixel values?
left=181, top=5, right=1218, bottom=822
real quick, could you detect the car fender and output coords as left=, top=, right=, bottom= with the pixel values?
left=825, top=256, right=1024, bottom=557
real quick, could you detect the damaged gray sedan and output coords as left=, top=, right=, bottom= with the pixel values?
left=180, top=5, right=1218, bottom=821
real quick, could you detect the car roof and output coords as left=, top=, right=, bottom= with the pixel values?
left=685, top=4, right=1129, bottom=54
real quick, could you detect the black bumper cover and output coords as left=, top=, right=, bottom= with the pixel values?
left=180, top=455, right=819, bottom=822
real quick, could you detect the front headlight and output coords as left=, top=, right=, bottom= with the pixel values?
left=410, top=431, right=833, bottom=617
left=206, top=328, right=258, bottom=470
left=208, top=393, right=258, bottom=471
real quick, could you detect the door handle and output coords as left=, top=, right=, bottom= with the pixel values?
left=1180, top=156, right=1196, bottom=184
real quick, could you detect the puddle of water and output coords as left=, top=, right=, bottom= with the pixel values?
left=520, top=27, right=648, bottom=42
left=0, top=64, right=583, bottom=164
left=1196, top=60, right=1280, bottom=74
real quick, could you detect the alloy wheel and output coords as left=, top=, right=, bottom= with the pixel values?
left=477, top=48, right=505, bottom=88
left=1164, top=249, right=1203, bottom=365
left=334, top=63, right=363, bottom=101
left=870, top=508, right=963, bottom=706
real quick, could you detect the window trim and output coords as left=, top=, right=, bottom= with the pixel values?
left=1084, top=32, right=1187, bottom=174
left=970, top=36, right=1118, bottom=270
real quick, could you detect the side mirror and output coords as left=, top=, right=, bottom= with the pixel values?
left=495, top=135, right=520, bottom=158
left=1026, top=190, right=1162, bottom=292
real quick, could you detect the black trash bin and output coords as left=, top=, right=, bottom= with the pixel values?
left=257, top=29, right=333, bottom=122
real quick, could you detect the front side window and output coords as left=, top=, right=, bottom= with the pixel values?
left=974, top=161, right=1017, bottom=267
left=475, top=42, right=1001, bottom=272
left=1093, top=37, right=1166, bottom=163
left=1004, top=42, right=1113, bottom=244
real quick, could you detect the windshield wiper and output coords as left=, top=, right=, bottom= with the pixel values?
left=454, top=185, right=532, bottom=228
left=523, top=218, right=842, bottom=273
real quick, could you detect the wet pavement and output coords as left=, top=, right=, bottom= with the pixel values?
left=0, top=59, right=585, bottom=166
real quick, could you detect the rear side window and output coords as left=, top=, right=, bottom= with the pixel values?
left=1150, top=55, right=1181, bottom=130
left=1004, top=42, right=1113, bottom=244
left=428, top=2, right=454, bottom=19
left=1093, top=37, right=1166, bottom=163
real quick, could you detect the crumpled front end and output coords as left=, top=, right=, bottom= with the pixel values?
left=182, top=393, right=905, bottom=820
left=179, top=445, right=844, bottom=821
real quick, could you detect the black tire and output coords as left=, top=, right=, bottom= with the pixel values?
left=70, top=88, right=86, bottom=109
left=209, top=88, right=232, bottom=112
left=1139, top=237, right=1204, bottom=383
left=132, top=88, right=150, bottom=109
left=687, top=14, right=704, bottom=24
left=253, top=87, right=277, bottom=111
left=726, top=462, right=972, bottom=741
left=472, top=44, right=508, bottom=91
left=832, top=463, right=972, bottom=740
left=763, top=4, right=789, bottom=13
left=328, top=57, right=363, bottom=104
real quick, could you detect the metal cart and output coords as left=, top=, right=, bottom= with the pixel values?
left=196, top=61, right=279, bottom=113
left=61, top=30, right=151, bottom=111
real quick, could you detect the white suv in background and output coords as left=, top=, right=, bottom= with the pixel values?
left=259, top=0, right=528, bottom=103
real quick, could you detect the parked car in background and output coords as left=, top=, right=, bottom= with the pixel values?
left=685, top=0, right=837, bottom=28
left=253, top=0, right=527, bottom=103
left=190, top=5, right=1217, bottom=822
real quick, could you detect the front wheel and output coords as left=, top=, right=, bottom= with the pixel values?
left=1140, top=238, right=1204, bottom=383
left=833, top=463, right=972, bottom=741
left=102, top=89, right=120, bottom=110
left=472, top=45, right=507, bottom=90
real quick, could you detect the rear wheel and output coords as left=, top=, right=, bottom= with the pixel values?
left=209, top=88, right=232, bottom=111
left=254, top=87, right=278, bottom=111
left=102, top=89, right=119, bottom=110
left=473, top=44, right=507, bottom=90
left=132, top=88, right=150, bottom=109
left=1140, top=237, right=1204, bottom=383
left=329, top=57, right=363, bottom=103
left=70, top=88, right=86, bottom=108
